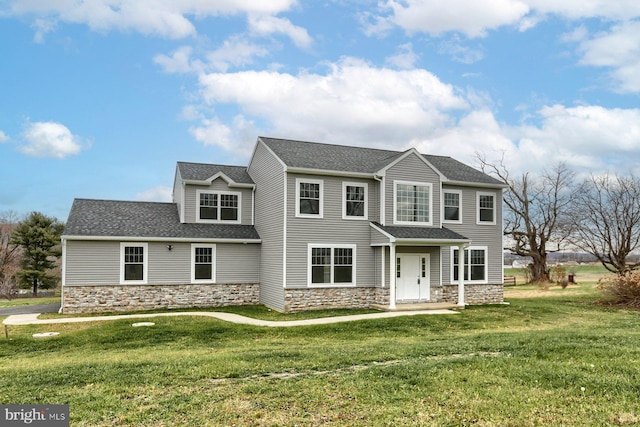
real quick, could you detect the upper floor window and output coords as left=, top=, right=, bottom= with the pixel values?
left=296, top=178, right=323, bottom=218
left=120, top=243, right=148, bottom=284
left=394, top=181, right=432, bottom=225
left=197, top=190, right=241, bottom=223
left=343, top=182, right=368, bottom=220
left=443, top=190, right=462, bottom=223
left=477, top=192, right=496, bottom=225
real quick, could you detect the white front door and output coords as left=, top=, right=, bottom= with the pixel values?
left=396, top=254, right=430, bottom=302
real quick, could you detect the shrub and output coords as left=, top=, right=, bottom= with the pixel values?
left=551, top=266, right=567, bottom=285
left=598, top=271, right=640, bottom=307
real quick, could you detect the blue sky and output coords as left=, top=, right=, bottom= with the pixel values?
left=1, top=1, right=639, bottom=221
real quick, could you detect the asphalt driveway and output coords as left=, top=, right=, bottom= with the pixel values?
left=0, top=303, right=61, bottom=316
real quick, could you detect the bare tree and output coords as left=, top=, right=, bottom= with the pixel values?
left=478, top=155, right=576, bottom=283
left=571, top=173, right=640, bottom=275
left=0, top=211, right=21, bottom=299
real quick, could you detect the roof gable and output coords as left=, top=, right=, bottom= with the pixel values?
left=177, top=162, right=254, bottom=186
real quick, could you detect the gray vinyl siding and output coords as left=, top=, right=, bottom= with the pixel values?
left=65, top=240, right=260, bottom=286
left=183, top=179, right=253, bottom=225
left=370, top=226, right=391, bottom=246
left=172, top=167, right=184, bottom=222
left=65, top=240, right=120, bottom=285
left=247, top=140, right=286, bottom=311
left=384, top=152, right=442, bottom=227
left=286, top=173, right=378, bottom=288
left=441, top=185, right=503, bottom=284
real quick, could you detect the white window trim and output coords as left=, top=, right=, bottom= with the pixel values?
left=476, top=191, right=496, bottom=225
left=191, top=243, right=216, bottom=284
left=296, top=178, right=324, bottom=219
left=307, top=243, right=357, bottom=287
left=442, top=189, right=463, bottom=224
left=342, top=181, right=368, bottom=220
left=196, top=189, right=242, bottom=224
left=450, top=246, right=489, bottom=284
left=120, top=242, right=148, bottom=285
left=393, top=180, right=433, bottom=226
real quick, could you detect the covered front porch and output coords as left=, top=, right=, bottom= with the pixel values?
left=370, top=222, right=471, bottom=310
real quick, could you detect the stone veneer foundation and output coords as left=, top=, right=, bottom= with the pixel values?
left=284, top=287, right=390, bottom=312
left=62, top=283, right=259, bottom=314
left=442, top=283, right=504, bottom=305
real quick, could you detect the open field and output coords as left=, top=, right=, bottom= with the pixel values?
left=2, top=281, right=640, bottom=426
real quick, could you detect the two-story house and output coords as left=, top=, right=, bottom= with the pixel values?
left=61, top=136, right=506, bottom=313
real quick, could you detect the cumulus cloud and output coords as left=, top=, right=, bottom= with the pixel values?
left=248, top=15, right=312, bottom=49
left=385, top=43, right=419, bottom=69
left=136, top=186, right=173, bottom=202
left=7, top=0, right=298, bottom=39
left=19, top=121, right=86, bottom=159
left=189, top=114, right=258, bottom=158
left=193, top=57, right=468, bottom=153
left=0, top=130, right=9, bottom=143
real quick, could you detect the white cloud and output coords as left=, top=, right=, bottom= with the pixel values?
left=19, top=121, right=86, bottom=159
left=206, top=36, right=270, bottom=72
left=575, top=20, right=640, bottom=93
left=7, top=0, right=298, bottom=39
left=385, top=43, right=419, bottom=69
left=189, top=115, right=258, bottom=158
left=194, top=57, right=468, bottom=153
left=136, top=186, right=173, bottom=202
left=248, top=15, right=312, bottom=49
left=154, top=46, right=200, bottom=74
left=0, top=130, right=9, bottom=143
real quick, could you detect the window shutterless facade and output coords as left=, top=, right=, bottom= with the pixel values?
left=191, top=244, right=216, bottom=283
left=477, top=191, right=496, bottom=225
left=296, top=178, right=323, bottom=218
left=342, top=182, right=368, bottom=219
left=308, top=244, right=356, bottom=286
left=120, top=243, right=148, bottom=284
left=451, top=246, right=488, bottom=283
left=196, top=190, right=241, bottom=223
left=443, top=190, right=462, bottom=223
left=394, top=181, right=432, bottom=225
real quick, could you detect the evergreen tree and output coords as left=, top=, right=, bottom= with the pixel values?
left=10, top=212, right=64, bottom=296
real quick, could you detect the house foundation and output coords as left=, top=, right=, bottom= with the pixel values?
left=284, top=286, right=390, bottom=312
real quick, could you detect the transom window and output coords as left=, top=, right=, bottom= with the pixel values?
left=343, top=182, right=367, bottom=219
left=477, top=192, right=496, bottom=225
left=191, top=244, right=216, bottom=282
left=296, top=178, right=323, bottom=218
left=443, top=190, right=462, bottom=222
left=197, top=190, right=240, bottom=223
left=394, top=181, right=432, bottom=225
left=308, top=244, right=356, bottom=286
left=120, top=243, right=148, bottom=284
left=452, top=247, right=488, bottom=283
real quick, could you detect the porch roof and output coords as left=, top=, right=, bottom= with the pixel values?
left=370, top=222, right=471, bottom=246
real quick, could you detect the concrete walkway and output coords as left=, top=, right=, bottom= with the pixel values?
left=3, top=308, right=458, bottom=328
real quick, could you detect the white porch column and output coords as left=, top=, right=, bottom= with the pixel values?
left=389, top=243, right=396, bottom=310
left=381, top=246, right=386, bottom=288
left=457, top=244, right=466, bottom=307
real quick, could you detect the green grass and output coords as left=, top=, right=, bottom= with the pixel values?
left=2, top=284, right=640, bottom=426
left=0, top=295, right=60, bottom=308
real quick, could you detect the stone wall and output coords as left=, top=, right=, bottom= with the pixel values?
left=63, top=283, right=260, bottom=314
left=284, top=286, right=389, bottom=312
left=442, top=283, right=504, bottom=305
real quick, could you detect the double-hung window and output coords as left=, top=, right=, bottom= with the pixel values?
left=443, top=190, right=462, bottom=223
left=343, top=182, right=367, bottom=219
left=191, top=244, right=216, bottom=283
left=452, top=246, right=488, bottom=283
left=197, top=190, right=241, bottom=223
left=308, top=244, right=356, bottom=286
left=394, top=181, right=432, bottom=225
left=120, top=243, right=148, bottom=284
left=477, top=192, right=496, bottom=225
left=296, top=178, right=323, bottom=218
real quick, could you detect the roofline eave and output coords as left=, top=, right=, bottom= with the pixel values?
left=62, top=235, right=262, bottom=244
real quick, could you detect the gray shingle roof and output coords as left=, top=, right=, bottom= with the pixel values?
left=177, top=162, right=254, bottom=185
left=64, top=199, right=261, bottom=241
left=371, top=222, right=469, bottom=241
left=259, top=136, right=503, bottom=186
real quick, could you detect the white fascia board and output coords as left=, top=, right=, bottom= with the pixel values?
left=445, top=180, right=508, bottom=189
left=62, top=235, right=262, bottom=244
left=394, top=238, right=472, bottom=246
left=182, top=177, right=255, bottom=189
left=285, top=167, right=373, bottom=179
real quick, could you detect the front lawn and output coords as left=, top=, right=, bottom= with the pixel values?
left=1, top=285, right=639, bottom=426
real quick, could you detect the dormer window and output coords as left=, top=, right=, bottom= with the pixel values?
left=197, top=190, right=241, bottom=223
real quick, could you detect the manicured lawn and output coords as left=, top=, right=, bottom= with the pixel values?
left=0, top=295, right=60, bottom=308
left=2, top=284, right=639, bottom=426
